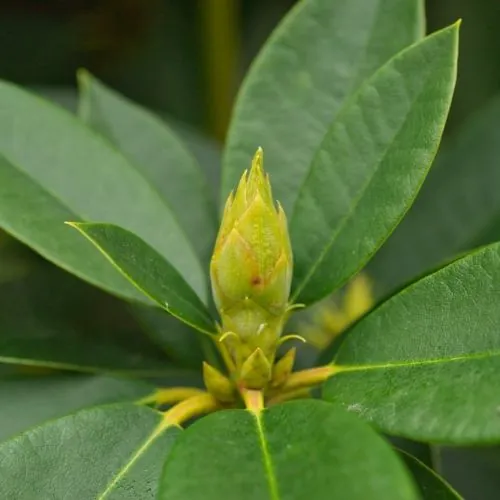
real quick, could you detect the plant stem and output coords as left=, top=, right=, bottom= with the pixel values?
left=144, top=387, right=207, bottom=406
left=240, top=388, right=264, bottom=413
left=163, top=393, right=219, bottom=426
left=200, top=0, right=239, bottom=141
left=276, top=365, right=338, bottom=393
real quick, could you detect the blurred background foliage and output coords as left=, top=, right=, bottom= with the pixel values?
left=1, top=1, right=500, bottom=498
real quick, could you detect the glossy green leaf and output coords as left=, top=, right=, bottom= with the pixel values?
left=0, top=80, right=205, bottom=303
left=290, top=24, right=459, bottom=305
left=370, top=93, right=500, bottom=295
left=0, top=268, right=175, bottom=376
left=68, top=222, right=216, bottom=336
left=222, top=0, right=424, bottom=213
left=400, top=450, right=462, bottom=499
left=0, top=375, right=153, bottom=442
left=159, top=400, right=418, bottom=499
left=324, top=242, right=500, bottom=444
left=0, top=404, right=180, bottom=499
left=78, top=72, right=218, bottom=268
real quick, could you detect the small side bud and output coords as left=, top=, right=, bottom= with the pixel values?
left=240, top=348, right=272, bottom=389
left=203, top=362, right=235, bottom=403
left=271, top=347, right=296, bottom=388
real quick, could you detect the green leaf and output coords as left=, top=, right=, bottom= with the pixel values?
left=159, top=400, right=418, bottom=499
left=0, top=375, right=153, bottom=442
left=68, top=222, right=216, bottom=336
left=78, top=72, right=218, bottom=268
left=399, top=450, right=462, bottom=499
left=0, top=80, right=205, bottom=303
left=370, top=93, right=500, bottom=295
left=222, top=0, right=425, bottom=213
left=0, top=404, right=179, bottom=499
left=132, top=305, right=204, bottom=369
left=290, top=23, right=459, bottom=305
left=323, top=242, right=500, bottom=444
left=0, top=267, right=176, bottom=376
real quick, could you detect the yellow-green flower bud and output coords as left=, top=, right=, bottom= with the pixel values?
left=240, top=348, right=272, bottom=389
left=211, top=148, right=293, bottom=375
left=202, top=362, right=235, bottom=403
left=271, top=347, right=296, bottom=388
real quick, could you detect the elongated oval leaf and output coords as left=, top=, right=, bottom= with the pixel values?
left=68, top=222, right=216, bottom=336
left=0, top=81, right=205, bottom=302
left=370, top=93, right=500, bottom=295
left=290, top=23, right=459, bottom=305
left=323, top=242, right=500, bottom=444
left=0, top=375, right=153, bottom=442
left=78, top=72, right=218, bottom=268
left=159, top=400, right=418, bottom=499
left=222, top=0, right=424, bottom=212
left=400, top=451, right=462, bottom=499
left=0, top=405, right=179, bottom=499
left=0, top=154, right=146, bottom=302
left=0, top=267, right=175, bottom=376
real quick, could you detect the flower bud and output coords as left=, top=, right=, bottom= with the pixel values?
left=203, top=362, right=235, bottom=403
left=271, top=347, right=296, bottom=388
left=211, top=148, right=293, bottom=373
left=240, top=348, right=272, bottom=389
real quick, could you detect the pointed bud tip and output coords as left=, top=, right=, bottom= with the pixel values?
left=240, top=347, right=272, bottom=389
left=249, top=147, right=265, bottom=180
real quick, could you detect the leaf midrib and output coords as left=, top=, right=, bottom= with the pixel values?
left=0, top=355, right=179, bottom=377
left=97, top=416, right=176, bottom=500
left=333, top=349, right=500, bottom=374
left=251, top=410, right=280, bottom=500
left=291, top=54, right=446, bottom=302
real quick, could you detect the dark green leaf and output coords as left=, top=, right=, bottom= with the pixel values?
left=438, top=447, right=500, bottom=500
left=78, top=72, right=218, bottom=268
left=0, top=404, right=180, bottom=499
left=324, top=242, right=500, bottom=444
left=0, top=375, right=153, bottom=442
left=68, top=222, right=216, bottom=336
left=222, top=0, right=424, bottom=213
left=0, top=81, right=205, bottom=303
left=399, top=450, right=462, bottom=499
left=290, top=24, right=459, bottom=305
left=0, top=267, right=176, bottom=376
left=370, top=93, right=500, bottom=295
left=159, top=400, right=418, bottom=499
left=132, top=305, right=204, bottom=369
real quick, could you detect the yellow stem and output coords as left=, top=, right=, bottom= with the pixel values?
left=137, top=387, right=206, bottom=406
left=240, top=388, right=264, bottom=413
left=277, top=365, right=338, bottom=393
left=163, top=393, right=219, bottom=426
